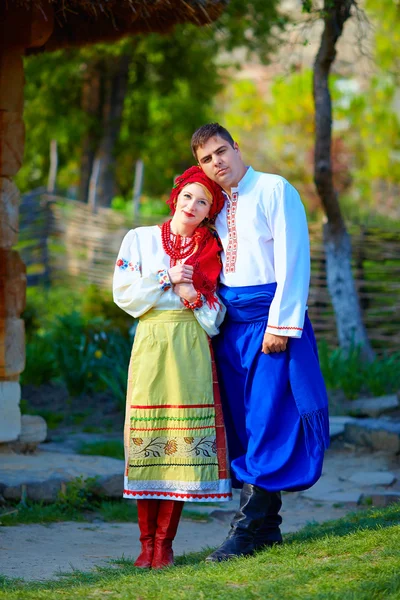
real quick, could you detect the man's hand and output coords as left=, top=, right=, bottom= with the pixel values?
left=173, top=283, right=198, bottom=303
left=262, top=331, right=288, bottom=354
left=168, top=264, right=193, bottom=284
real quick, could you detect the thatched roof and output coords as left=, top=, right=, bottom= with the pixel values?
left=12, top=1, right=226, bottom=52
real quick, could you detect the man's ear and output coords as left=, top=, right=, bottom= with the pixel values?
left=233, top=142, right=239, bottom=152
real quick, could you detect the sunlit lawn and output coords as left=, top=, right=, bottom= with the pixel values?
left=1, top=504, right=399, bottom=599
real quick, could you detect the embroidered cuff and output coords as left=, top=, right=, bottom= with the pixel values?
left=267, top=324, right=303, bottom=331
left=266, top=324, right=303, bottom=338
left=157, top=269, right=172, bottom=291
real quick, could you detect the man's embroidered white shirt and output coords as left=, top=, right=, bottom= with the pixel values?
left=215, top=167, right=310, bottom=338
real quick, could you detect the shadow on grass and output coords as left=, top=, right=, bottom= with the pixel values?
left=1, top=503, right=399, bottom=593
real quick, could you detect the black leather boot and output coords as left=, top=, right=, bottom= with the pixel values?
left=253, top=491, right=283, bottom=550
left=206, top=484, right=278, bottom=562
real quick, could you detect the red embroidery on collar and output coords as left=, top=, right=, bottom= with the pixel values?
left=225, top=192, right=238, bottom=273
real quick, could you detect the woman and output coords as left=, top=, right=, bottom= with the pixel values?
left=113, top=166, right=231, bottom=570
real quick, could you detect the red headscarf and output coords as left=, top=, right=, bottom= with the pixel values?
left=167, top=165, right=225, bottom=222
left=165, top=166, right=226, bottom=308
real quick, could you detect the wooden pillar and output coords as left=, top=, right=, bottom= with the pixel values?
left=0, top=3, right=53, bottom=442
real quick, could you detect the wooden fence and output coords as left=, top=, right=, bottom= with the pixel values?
left=19, top=192, right=400, bottom=353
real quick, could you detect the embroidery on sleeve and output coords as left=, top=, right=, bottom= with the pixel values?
left=157, top=269, right=172, bottom=291
left=116, top=258, right=129, bottom=270
left=128, top=261, right=141, bottom=273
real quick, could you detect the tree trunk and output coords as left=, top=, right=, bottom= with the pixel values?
left=93, top=54, right=130, bottom=208
left=77, top=60, right=103, bottom=203
left=313, top=0, right=374, bottom=361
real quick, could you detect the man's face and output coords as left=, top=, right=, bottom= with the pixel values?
left=196, top=136, right=247, bottom=192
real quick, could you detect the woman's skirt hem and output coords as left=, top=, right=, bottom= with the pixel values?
left=123, top=476, right=232, bottom=502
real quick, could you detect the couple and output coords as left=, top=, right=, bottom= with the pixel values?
left=113, top=123, right=329, bottom=569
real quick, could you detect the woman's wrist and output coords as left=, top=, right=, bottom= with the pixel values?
left=184, top=289, right=198, bottom=303
left=182, top=290, right=204, bottom=310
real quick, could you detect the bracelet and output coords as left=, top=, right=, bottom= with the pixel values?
left=157, top=269, right=172, bottom=291
left=182, top=290, right=204, bottom=310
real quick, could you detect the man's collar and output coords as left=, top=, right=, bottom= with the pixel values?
left=231, top=166, right=254, bottom=194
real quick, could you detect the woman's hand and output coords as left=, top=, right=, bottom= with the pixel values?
left=168, top=264, right=193, bottom=284
left=173, top=283, right=198, bottom=303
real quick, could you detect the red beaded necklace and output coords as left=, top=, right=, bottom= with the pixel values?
left=161, top=220, right=199, bottom=261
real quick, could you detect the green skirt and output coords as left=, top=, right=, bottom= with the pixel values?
left=123, top=309, right=231, bottom=502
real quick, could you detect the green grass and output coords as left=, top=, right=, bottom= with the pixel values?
left=77, top=440, right=125, bottom=460
left=0, top=499, right=209, bottom=526
left=0, top=504, right=399, bottom=598
left=0, top=499, right=138, bottom=526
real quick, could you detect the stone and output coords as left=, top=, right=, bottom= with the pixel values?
left=346, top=471, right=396, bottom=487
left=301, top=477, right=342, bottom=501
left=329, top=416, right=356, bottom=439
left=22, top=479, right=63, bottom=503
left=349, top=395, right=399, bottom=418
left=0, top=451, right=124, bottom=502
left=0, top=317, right=25, bottom=377
left=95, top=474, right=123, bottom=499
left=327, top=389, right=351, bottom=416
left=19, top=414, right=47, bottom=444
left=364, top=492, right=400, bottom=508
left=303, top=487, right=362, bottom=504
left=0, top=381, right=21, bottom=442
left=344, top=419, right=400, bottom=453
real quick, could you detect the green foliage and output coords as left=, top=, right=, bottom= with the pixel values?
left=98, top=500, right=138, bottom=523
left=22, top=284, right=133, bottom=398
left=0, top=491, right=139, bottom=527
left=81, top=284, right=131, bottom=337
left=57, top=476, right=99, bottom=512
left=318, top=341, right=400, bottom=399
left=15, top=50, right=84, bottom=193
left=219, top=71, right=348, bottom=215
left=18, top=2, right=284, bottom=201
left=22, top=335, right=59, bottom=386
left=78, top=440, right=124, bottom=461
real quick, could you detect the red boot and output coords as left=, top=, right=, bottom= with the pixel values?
left=151, top=500, right=184, bottom=569
left=134, top=499, right=160, bottom=568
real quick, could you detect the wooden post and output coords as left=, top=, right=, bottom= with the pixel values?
left=47, top=139, right=58, bottom=193
left=88, top=158, right=101, bottom=213
left=0, top=3, right=53, bottom=442
left=132, top=159, right=144, bottom=223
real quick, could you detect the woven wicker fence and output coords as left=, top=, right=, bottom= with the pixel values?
left=19, top=193, right=400, bottom=353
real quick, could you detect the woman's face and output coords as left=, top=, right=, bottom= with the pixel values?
left=174, top=183, right=212, bottom=228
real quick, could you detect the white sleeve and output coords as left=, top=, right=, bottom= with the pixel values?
left=264, top=180, right=310, bottom=339
left=113, top=229, right=171, bottom=318
left=193, top=293, right=226, bottom=337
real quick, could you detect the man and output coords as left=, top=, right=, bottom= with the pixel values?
left=191, top=123, right=329, bottom=562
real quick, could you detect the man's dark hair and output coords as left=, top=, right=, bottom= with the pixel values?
left=191, top=123, right=235, bottom=159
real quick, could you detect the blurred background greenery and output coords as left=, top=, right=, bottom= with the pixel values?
left=18, top=0, right=400, bottom=427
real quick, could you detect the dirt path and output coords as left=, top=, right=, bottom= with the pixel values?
left=1, top=444, right=399, bottom=582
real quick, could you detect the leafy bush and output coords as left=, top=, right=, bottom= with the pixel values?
left=23, top=298, right=133, bottom=398
left=57, top=476, right=99, bottom=511
left=81, top=284, right=132, bottom=336
left=319, top=341, right=400, bottom=399
left=21, top=335, right=59, bottom=386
